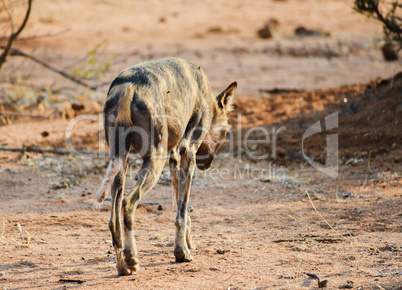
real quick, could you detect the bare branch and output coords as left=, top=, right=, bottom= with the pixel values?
left=0, top=0, right=32, bottom=71
left=354, top=0, right=401, bottom=44
left=372, top=2, right=402, bottom=35
left=3, top=46, right=101, bottom=90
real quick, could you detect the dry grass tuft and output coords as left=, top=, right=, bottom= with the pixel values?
left=1, top=218, right=32, bottom=248
left=0, top=271, right=8, bottom=281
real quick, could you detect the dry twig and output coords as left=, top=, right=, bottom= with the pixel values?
left=59, top=279, right=87, bottom=284
left=305, top=190, right=358, bottom=245
left=220, top=270, right=236, bottom=283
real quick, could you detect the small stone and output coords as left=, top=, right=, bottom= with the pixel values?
left=71, top=103, right=85, bottom=112
left=257, top=19, right=279, bottom=39
left=339, top=280, right=354, bottom=289
left=381, top=44, right=398, bottom=61
left=188, top=205, right=194, bottom=213
left=257, top=25, right=273, bottom=39
left=208, top=26, right=224, bottom=34
left=216, top=248, right=230, bottom=254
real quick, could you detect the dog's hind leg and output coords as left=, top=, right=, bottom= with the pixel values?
left=122, top=147, right=167, bottom=273
left=108, top=158, right=131, bottom=276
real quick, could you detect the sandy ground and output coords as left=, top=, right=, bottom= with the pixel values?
left=0, top=0, right=401, bottom=289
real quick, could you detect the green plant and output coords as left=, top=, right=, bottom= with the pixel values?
left=71, top=44, right=114, bottom=80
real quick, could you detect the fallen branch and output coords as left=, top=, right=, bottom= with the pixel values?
left=0, top=145, right=107, bottom=156
left=272, top=237, right=343, bottom=243
left=59, top=279, right=86, bottom=284
left=3, top=46, right=100, bottom=90
left=0, top=112, right=50, bottom=119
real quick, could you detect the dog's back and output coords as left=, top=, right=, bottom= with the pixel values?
left=103, top=58, right=215, bottom=153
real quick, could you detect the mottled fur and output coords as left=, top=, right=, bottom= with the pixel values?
left=97, top=57, right=236, bottom=275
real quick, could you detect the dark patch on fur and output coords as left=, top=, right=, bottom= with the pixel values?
left=195, top=142, right=214, bottom=170
left=104, top=96, right=119, bottom=112
left=216, top=90, right=226, bottom=109
left=184, top=113, right=199, bottom=138
left=113, top=126, right=131, bottom=161
left=108, top=70, right=152, bottom=92
left=191, top=124, right=204, bottom=143
left=151, top=117, right=163, bottom=148
left=132, top=94, right=148, bottom=112
left=103, top=98, right=119, bottom=145
left=169, top=154, right=178, bottom=167
left=179, top=146, right=188, bottom=156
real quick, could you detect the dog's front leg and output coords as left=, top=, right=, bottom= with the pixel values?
left=174, top=145, right=196, bottom=262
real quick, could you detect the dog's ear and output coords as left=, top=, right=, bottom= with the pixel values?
left=216, top=82, right=237, bottom=111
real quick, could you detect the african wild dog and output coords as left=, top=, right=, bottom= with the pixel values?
left=97, top=57, right=236, bottom=275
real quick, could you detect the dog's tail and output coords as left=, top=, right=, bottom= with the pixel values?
left=115, top=84, right=135, bottom=127
left=97, top=84, right=134, bottom=203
